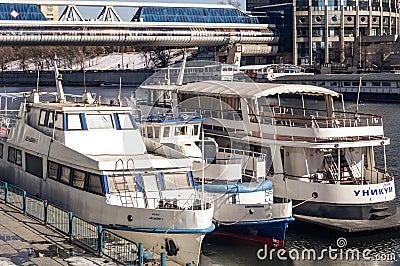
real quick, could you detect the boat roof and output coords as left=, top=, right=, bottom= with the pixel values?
left=176, top=81, right=340, bottom=98
left=30, top=102, right=133, bottom=112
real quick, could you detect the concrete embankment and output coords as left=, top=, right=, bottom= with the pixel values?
left=0, top=69, right=154, bottom=87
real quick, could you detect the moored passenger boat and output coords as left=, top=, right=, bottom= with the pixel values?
left=137, top=80, right=396, bottom=223
left=0, top=66, right=214, bottom=266
left=139, top=111, right=293, bottom=247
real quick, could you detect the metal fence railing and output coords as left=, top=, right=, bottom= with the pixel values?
left=0, top=180, right=179, bottom=266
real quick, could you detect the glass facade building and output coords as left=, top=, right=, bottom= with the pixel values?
left=0, top=4, right=46, bottom=20
left=247, top=0, right=400, bottom=66
left=133, top=6, right=260, bottom=24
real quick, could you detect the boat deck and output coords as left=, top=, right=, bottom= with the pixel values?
left=294, top=206, right=400, bottom=232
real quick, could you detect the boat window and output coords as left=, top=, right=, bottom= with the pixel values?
left=54, top=112, right=64, bottom=130
left=330, top=81, right=338, bottom=86
left=147, top=126, right=154, bottom=138
left=193, top=125, right=199, bottom=136
left=382, top=81, right=391, bottom=87
left=153, top=126, right=160, bottom=138
left=48, top=111, right=55, bottom=128
left=60, top=165, right=71, bottom=185
left=343, top=82, right=351, bottom=86
left=48, top=161, right=59, bottom=180
left=86, top=114, right=114, bottom=129
left=117, top=113, right=136, bottom=129
left=39, top=110, right=47, bottom=126
left=72, top=169, right=85, bottom=189
left=7, top=147, right=15, bottom=163
left=87, top=174, right=103, bottom=195
left=67, top=114, right=83, bottom=130
left=15, top=150, right=22, bottom=166
left=25, top=153, right=43, bottom=178
left=352, top=82, right=360, bottom=86
left=163, top=126, right=170, bottom=138
left=174, top=126, right=187, bottom=136
left=163, top=173, right=190, bottom=190
left=0, top=143, right=3, bottom=158
left=142, top=174, right=159, bottom=192
left=372, top=81, right=381, bottom=86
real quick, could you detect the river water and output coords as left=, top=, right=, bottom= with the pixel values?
left=3, top=86, right=399, bottom=265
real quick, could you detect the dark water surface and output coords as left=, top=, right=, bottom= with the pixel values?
left=3, top=87, right=399, bottom=265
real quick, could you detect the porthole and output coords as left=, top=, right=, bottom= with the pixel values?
left=360, top=16, right=366, bottom=22
left=315, top=16, right=322, bottom=23
left=127, top=215, right=133, bottom=222
left=299, top=17, right=306, bottom=23
left=373, top=17, right=378, bottom=23
left=332, top=16, right=337, bottom=22
left=346, top=16, right=353, bottom=22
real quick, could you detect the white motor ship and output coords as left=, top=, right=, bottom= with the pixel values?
left=138, top=80, right=396, bottom=222
left=139, top=111, right=293, bottom=247
left=0, top=66, right=214, bottom=266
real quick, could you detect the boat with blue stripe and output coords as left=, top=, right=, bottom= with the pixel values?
left=0, top=65, right=215, bottom=266
left=139, top=112, right=293, bottom=248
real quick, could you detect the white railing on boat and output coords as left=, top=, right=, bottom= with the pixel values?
left=0, top=110, right=18, bottom=139
left=257, top=105, right=383, bottom=129
left=180, top=106, right=383, bottom=129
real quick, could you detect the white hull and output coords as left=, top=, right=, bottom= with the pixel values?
left=112, top=230, right=205, bottom=266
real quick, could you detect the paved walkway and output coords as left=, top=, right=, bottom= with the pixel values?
left=0, top=202, right=116, bottom=266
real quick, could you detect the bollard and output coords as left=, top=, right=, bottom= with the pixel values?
left=4, top=182, right=8, bottom=203
left=161, top=252, right=167, bottom=266
left=68, top=212, right=74, bottom=239
left=43, top=200, right=48, bottom=224
left=138, top=243, right=144, bottom=266
left=98, top=225, right=103, bottom=256
left=22, top=191, right=27, bottom=214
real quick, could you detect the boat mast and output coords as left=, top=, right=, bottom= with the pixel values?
left=54, top=57, right=66, bottom=103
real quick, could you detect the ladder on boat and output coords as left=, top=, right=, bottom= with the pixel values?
left=114, top=159, right=135, bottom=207
left=344, top=149, right=363, bottom=181
left=324, top=152, right=339, bottom=182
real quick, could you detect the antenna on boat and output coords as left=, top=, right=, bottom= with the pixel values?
left=355, top=76, right=362, bottom=114
left=28, top=70, right=40, bottom=103
left=201, top=124, right=205, bottom=210
left=118, top=76, right=122, bottom=107
left=54, top=55, right=66, bottom=103
left=176, top=49, right=187, bottom=86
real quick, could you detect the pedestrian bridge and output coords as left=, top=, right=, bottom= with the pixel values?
left=0, top=1, right=278, bottom=56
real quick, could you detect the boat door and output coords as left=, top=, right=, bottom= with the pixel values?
left=141, top=173, right=162, bottom=208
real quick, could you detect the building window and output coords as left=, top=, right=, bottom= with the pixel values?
left=25, top=153, right=43, bottom=178
left=0, top=143, right=3, bottom=158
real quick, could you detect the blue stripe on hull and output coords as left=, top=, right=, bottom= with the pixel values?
left=214, top=217, right=294, bottom=242
left=103, top=224, right=216, bottom=234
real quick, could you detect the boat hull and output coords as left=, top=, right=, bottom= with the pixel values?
left=110, top=229, right=207, bottom=266
left=286, top=198, right=397, bottom=220
left=212, top=217, right=294, bottom=248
